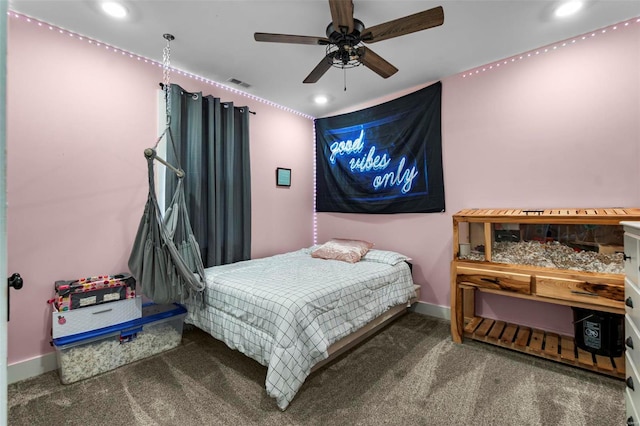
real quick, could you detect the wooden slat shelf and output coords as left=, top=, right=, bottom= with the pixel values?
left=463, top=316, right=625, bottom=380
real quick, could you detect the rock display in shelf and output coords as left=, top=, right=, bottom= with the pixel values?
left=459, top=240, right=623, bottom=274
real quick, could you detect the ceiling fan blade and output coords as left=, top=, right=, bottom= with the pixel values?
left=362, top=6, right=444, bottom=43
left=254, top=32, right=329, bottom=45
left=328, top=0, right=354, bottom=34
left=357, top=47, right=398, bottom=79
left=303, top=55, right=334, bottom=84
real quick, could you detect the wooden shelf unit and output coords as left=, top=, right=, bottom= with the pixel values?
left=463, top=314, right=625, bottom=379
left=450, top=208, right=640, bottom=379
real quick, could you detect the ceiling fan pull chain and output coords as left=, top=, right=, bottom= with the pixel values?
left=344, top=67, right=347, bottom=91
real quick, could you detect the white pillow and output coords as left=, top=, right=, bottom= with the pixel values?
left=362, top=249, right=412, bottom=266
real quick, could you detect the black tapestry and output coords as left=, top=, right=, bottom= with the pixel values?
left=315, top=81, right=444, bottom=214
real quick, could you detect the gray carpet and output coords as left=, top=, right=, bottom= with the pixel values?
left=9, top=313, right=624, bottom=425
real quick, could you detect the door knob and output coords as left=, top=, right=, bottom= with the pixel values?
left=8, top=273, right=23, bottom=290
left=7, top=273, right=24, bottom=321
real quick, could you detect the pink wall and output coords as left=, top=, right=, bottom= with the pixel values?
left=318, top=20, right=640, bottom=334
left=6, top=14, right=640, bottom=366
left=6, top=16, right=314, bottom=365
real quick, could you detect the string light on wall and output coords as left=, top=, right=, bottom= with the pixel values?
left=312, top=122, right=318, bottom=244
left=461, top=16, right=639, bottom=78
left=6, top=10, right=315, bottom=120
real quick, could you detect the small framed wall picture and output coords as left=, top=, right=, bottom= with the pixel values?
left=276, top=167, right=291, bottom=187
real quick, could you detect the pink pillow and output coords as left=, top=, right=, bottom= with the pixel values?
left=311, top=238, right=374, bottom=263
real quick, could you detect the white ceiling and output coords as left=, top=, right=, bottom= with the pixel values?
left=7, top=0, right=640, bottom=117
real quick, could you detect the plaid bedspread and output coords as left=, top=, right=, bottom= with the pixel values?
left=185, top=247, right=415, bottom=410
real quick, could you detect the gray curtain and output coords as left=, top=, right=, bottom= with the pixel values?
left=164, top=84, right=251, bottom=267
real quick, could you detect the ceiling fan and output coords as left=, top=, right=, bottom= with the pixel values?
left=254, top=0, right=444, bottom=84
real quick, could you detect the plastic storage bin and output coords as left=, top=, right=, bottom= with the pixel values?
left=52, top=296, right=142, bottom=339
left=52, top=303, right=187, bottom=384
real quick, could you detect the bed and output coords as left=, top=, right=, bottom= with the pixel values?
left=184, top=243, right=417, bottom=410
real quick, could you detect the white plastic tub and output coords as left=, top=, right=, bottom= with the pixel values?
left=52, top=303, right=187, bottom=384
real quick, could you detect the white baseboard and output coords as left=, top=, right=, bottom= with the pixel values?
left=8, top=351, right=57, bottom=385
left=410, top=300, right=451, bottom=322
left=7, top=302, right=450, bottom=386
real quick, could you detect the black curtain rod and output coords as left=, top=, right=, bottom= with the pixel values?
left=159, top=83, right=256, bottom=115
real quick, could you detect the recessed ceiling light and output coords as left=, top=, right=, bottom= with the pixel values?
left=314, top=95, right=329, bottom=105
left=554, top=1, right=583, bottom=18
left=100, top=1, right=128, bottom=19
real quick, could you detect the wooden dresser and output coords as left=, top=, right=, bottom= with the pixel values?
left=451, top=208, right=640, bottom=378
left=622, top=222, right=640, bottom=423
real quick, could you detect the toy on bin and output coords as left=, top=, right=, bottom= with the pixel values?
left=52, top=273, right=136, bottom=311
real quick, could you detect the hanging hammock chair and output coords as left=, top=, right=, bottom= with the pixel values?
left=128, top=33, right=205, bottom=305
left=128, top=133, right=206, bottom=305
